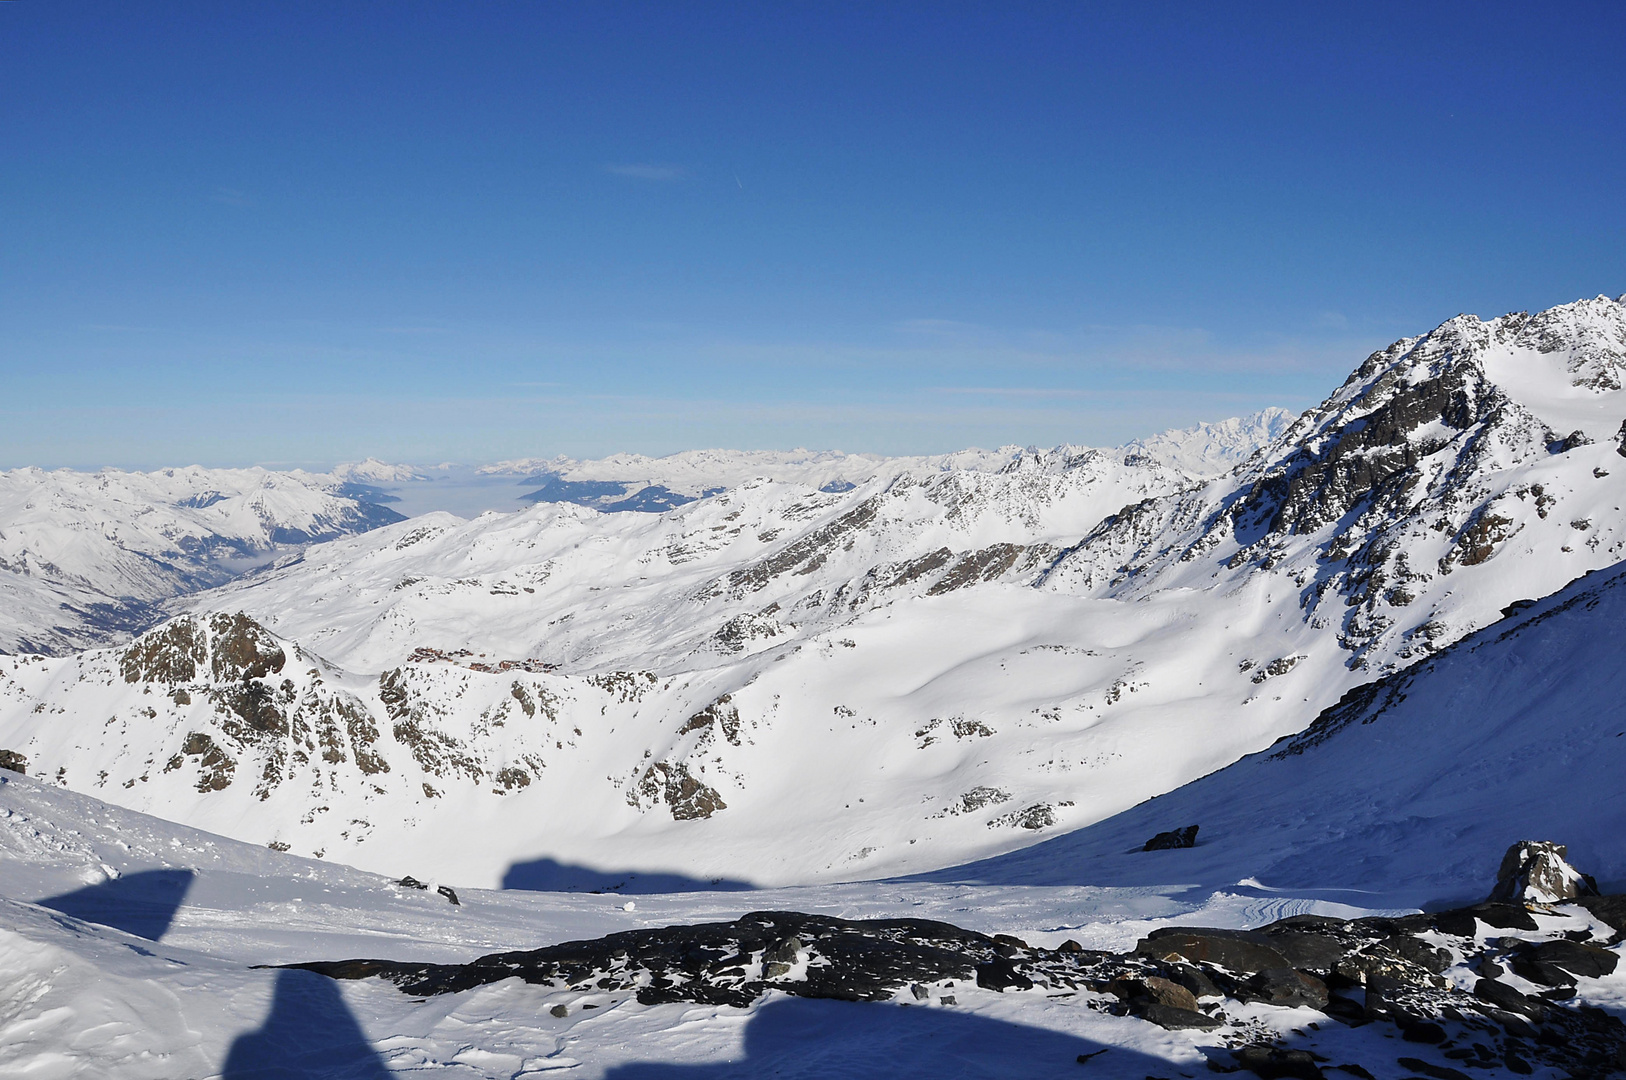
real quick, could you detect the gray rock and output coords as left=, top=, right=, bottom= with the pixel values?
left=1140, top=1003, right=1221, bottom=1030
left=1239, top=967, right=1328, bottom=1009
left=1489, top=841, right=1599, bottom=904
left=1136, top=927, right=1290, bottom=974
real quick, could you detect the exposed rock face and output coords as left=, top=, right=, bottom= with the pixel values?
left=630, top=761, right=727, bottom=820
left=0, top=749, right=26, bottom=775
left=1143, top=824, right=1198, bottom=850
left=1490, top=841, right=1600, bottom=904
left=1038, top=298, right=1626, bottom=672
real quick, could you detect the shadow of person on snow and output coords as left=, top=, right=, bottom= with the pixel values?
left=502, top=856, right=753, bottom=894
left=602, top=994, right=1167, bottom=1080
left=222, top=968, right=391, bottom=1080
left=38, top=867, right=194, bottom=941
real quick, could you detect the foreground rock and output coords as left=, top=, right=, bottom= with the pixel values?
left=291, top=892, right=1626, bottom=1078
left=1490, top=841, right=1600, bottom=904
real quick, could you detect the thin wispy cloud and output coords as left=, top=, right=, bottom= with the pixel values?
left=604, top=163, right=687, bottom=181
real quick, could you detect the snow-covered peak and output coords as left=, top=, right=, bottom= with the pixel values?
left=1118, top=407, right=1297, bottom=477
left=328, top=458, right=429, bottom=484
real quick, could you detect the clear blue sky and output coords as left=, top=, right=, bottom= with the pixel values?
left=3, top=2, right=1623, bottom=468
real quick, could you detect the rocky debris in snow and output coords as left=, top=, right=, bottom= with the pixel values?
left=292, top=891, right=1626, bottom=1077
left=0, top=749, right=26, bottom=775
left=396, top=876, right=428, bottom=890
left=1489, top=841, right=1600, bottom=904
left=1143, top=824, right=1199, bottom=850
left=436, top=884, right=460, bottom=906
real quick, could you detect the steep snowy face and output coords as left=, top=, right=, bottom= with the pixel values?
left=1043, top=295, right=1626, bottom=672
left=0, top=467, right=404, bottom=656
left=942, top=555, right=1626, bottom=905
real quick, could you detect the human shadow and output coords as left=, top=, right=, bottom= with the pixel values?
left=603, top=994, right=1168, bottom=1079
left=502, top=856, right=753, bottom=894
left=38, top=867, right=194, bottom=941
left=222, top=968, right=391, bottom=1079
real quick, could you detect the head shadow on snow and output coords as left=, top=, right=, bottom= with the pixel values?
left=602, top=994, right=1166, bottom=1080
left=503, top=856, right=753, bottom=894
left=38, top=867, right=194, bottom=941
left=223, top=968, right=391, bottom=1080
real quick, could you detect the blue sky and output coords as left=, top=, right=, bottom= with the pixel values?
left=3, top=2, right=1623, bottom=468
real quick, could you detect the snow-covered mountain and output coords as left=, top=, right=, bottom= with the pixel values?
left=1119, top=406, right=1295, bottom=477
left=3, top=295, right=1623, bottom=892
left=932, top=554, right=1626, bottom=906
left=0, top=467, right=404, bottom=657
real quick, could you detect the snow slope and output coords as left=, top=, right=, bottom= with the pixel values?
left=0, top=767, right=1448, bottom=1080
left=0, top=466, right=403, bottom=656
left=927, top=555, right=1626, bottom=908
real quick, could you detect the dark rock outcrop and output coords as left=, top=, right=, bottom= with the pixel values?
left=1142, top=825, right=1198, bottom=850
left=289, top=894, right=1626, bottom=1078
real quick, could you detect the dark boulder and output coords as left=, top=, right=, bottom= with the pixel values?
left=1573, top=893, right=1626, bottom=944
left=1258, top=931, right=1349, bottom=972
left=0, top=749, right=26, bottom=775
left=1397, top=1058, right=1470, bottom=1080
left=1136, top=928, right=1290, bottom=974
left=1239, top=968, right=1328, bottom=1009
left=1473, top=978, right=1548, bottom=1021
left=1510, top=938, right=1618, bottom=981
left=1232, top=1045, right=1324, bottom=1080
left=1108, top=975, right=1199, bottom=1012
left=974, top=958, right=1032, bottom=991
left=437, top=885, right=460, bottom=906
left=1143, top=825, right=1199, bottom=851
left=1431, top=902, right=1538, bottom=936
left=1163, top=962, right=1223, bottom=1000
left=1140, top=1003, right=1222, bottom=1030
left=396, top=876, right=428, bottom=890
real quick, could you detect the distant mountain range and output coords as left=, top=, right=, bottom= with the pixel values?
left=2, top=295, right=1623, bottom=891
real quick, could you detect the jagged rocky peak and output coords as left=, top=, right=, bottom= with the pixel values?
left=119, top=612, right=288, bottom=686
left=1041, top=294, right=1626, bottom=671
left=1490, top=841, right=1601, bottom=905
left=1503, top=292, right=1626, bottom=391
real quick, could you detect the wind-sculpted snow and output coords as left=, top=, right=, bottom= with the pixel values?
left=0, top=465, right=404, bottom=656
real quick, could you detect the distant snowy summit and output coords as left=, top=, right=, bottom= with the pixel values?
left=466, top=409, right=1296, bottom=514
left=0, top=412, right=1293, bottom=656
